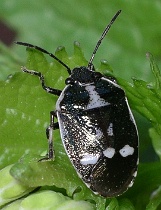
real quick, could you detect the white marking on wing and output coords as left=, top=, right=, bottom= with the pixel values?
left=107, top=123, right=113, bottom=136
left=103, top=147, right=115, bottom=158
left=80, top=154, right=100, bottom=165
left=119, top=145, right=134, bottom=157
left=95, top=128, right=103, bottom=139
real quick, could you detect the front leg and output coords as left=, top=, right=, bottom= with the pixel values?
left=21, top=66, right=62, bottom=96
left=21, top=66, right=61, bottom=160
left=46, top=111, right=59, bottom=160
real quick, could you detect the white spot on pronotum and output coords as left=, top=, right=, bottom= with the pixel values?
left=85, top=85, right=110, bottom=109
left=107, top=123, right=113, bottom=136
left=103, top=147, right=115, bottom=158
left=80, top=154, right=99, bottom=165
left=119, top=145, right=134, bottom=157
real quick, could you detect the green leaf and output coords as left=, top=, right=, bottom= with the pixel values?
left=106, top=198, right=119, bottom=210
left=146, top=186, right=161, bottom=210
left=3, top=190, right=95, bottom=210
left=124, top=163, right=161, bottom=210
left=105, top=198, right=135, bottom=210
left=149, top=127, right=161, bottom=161
left=118, top=199, right=135, bottom=210
left=0, top=164, right=34, bottom=207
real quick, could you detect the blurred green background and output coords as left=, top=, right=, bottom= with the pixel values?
left=0, top=0, right=161, bottom=82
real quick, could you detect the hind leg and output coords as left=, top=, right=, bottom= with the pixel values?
left=46, top=111, right=59, bottom=159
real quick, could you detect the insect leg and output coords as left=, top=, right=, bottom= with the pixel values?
left=46, top=111, right=58, bottom=159
left=21, top=66, right=61, bottom=96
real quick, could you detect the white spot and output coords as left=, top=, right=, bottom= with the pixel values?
left=119, top=145, right=134, bottom=157
left=1, top=119, right=7, bottom=126
left=137, top=158, right=139, bottom=165
left=6, top=108, right=17, bottom=115
left=81, top=115, right=92, bottom=127
left=36, top=119, right=40, bottom=125
left=107, top=123, right=113, bottom=136
left=133, top=170, right=137, bottom=178
left=85, top=85, right=110, bottom=109
left=80, top=154, right=100, bottom=165
left=43, top=122, right=48, bottom=128
left=73, top=104, right=84, bottom=109
left=96, top=128, right=103, bottom=139
left=24, top=149, right=30, bottom=154
left=128, top=180, right=134, bottom=188
left=5, top=148, right=9, bottom=154
left=103, top=147, right=115, bottom=158
left=22, top=113, right=26, bottom=119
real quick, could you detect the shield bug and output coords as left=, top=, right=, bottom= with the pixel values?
left=15, top=10, right=138, bottom=197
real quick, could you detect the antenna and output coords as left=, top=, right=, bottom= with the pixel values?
left=88, top=10, right=121, bottom=69
left=14, top=41, right=72, bottom=75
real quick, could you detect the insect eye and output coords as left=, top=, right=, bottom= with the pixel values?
left=65, top=77, right=74, bottom=85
